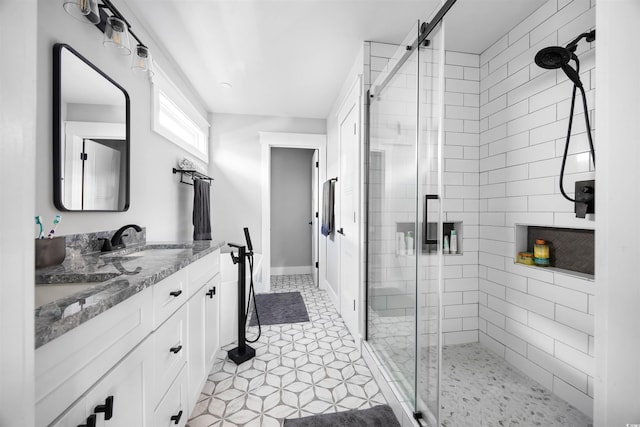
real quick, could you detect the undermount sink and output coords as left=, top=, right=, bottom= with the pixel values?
left=143, top=243, right=194, bottom=250
left=100, top=243, right=193, bottom=258
left=134, top=248, right=188, bottom=256
left=35, top=282, right=99, bottom=307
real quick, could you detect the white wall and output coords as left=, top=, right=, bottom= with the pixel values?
left=210, top=113, right=326, bottom=253
left=270, top=147, right=314, bottom=268
left=35, top=1, right=209, bottom=241
left=0, top=1, right=36, bottom=424
left=477, top=0, right=595, bottom=417
left=595, top=0, right=640, bottom=425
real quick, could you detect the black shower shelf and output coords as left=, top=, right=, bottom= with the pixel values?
left=172, top=168, right=214, bottom=185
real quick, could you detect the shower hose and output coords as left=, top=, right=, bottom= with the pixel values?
left=559, top=55, right=596, bottom=203
left=244, top=252, right=261, bottom=343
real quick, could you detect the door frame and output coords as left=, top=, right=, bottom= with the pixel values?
left=260, top=132, right=327, bottom=292
left=311, top=150, right=319, bottom=287
left=336, top=75, right=362, bottom=341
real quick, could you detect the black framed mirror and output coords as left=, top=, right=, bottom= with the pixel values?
left=53, top=43, right=130, bottom=211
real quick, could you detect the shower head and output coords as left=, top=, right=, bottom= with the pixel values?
left=534, top=46, right=571, bottom=70
left=534, top=46, right=583, bottom=88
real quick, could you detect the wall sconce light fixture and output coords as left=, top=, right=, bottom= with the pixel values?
left=63, top=0, right=99, bottom=23
left=132, top=44, right=154, bottom=76
left=103, top=16, right=131, bottom=54
left=63, top=0, right=153, bottom=75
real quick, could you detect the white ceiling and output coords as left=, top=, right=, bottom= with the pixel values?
left=62, top=47, right=125, bottom=105
left=125, top=0, right=546, bottom=119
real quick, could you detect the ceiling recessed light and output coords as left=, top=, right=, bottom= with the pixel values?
left=219, top=82, right=232, bottom=89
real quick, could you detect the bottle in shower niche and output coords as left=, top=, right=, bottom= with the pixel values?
left=450, top=230, right=458, bottom=254
left=405, top=231, right=414, bottom=256
left=533, top=239, right=550, bottom=266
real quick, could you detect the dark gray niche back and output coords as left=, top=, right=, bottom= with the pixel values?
left=527, top=226, right=595, bottom=275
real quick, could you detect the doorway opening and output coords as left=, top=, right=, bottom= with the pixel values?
left=270, top=147, right=317, bottom=283
left=259, top=132, right=327, bottom=293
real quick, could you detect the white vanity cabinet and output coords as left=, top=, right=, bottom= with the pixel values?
left=185, top=252, right=221, bottom=408
left=37, top=248, right=222, bottom=427
left=50, top=338, right=151, bottom=427
left=187, top=273, right=220, bottom=407
left=35, top=286, right=153, bottom=427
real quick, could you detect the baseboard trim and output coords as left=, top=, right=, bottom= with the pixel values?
left=323, top=279, right=339, bottom=309
left=271, top=265, right=312, bottom=276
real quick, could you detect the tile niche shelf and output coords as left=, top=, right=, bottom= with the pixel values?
left=515, top=224, right=594, bottom=280
left=395, top=221, right=463, bottom=255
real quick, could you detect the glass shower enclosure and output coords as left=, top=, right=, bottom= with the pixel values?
left=366, top=18, right=445, bottom=424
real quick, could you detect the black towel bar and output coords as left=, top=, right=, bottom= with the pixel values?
left=172, top=168, right=214, bottom=186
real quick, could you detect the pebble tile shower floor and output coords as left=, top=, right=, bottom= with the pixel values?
left=438, top=343, right=593, bottom=427
left=186, top=275, right=387, bottom=427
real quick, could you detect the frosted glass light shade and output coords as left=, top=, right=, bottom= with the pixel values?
left=103, top=16, right=131, bottom=55
left=132, top=44, right=154, bottom=76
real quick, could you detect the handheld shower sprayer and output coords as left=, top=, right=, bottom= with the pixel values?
left=534, top=29, right=596, bottom=218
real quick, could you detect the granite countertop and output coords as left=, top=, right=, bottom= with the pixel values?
left=35, top=240, right=225, bottom=349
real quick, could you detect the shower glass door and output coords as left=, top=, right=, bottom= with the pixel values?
left=367, top=20, right=444, bottom=421
left=367, top=23, right=420, bottom=405
left=416, top=20, right=444, bottom=424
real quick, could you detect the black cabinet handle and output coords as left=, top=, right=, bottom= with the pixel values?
left=77, top=414, right=96, bottom=427
left=94, top=395, right=114, bottom=420
left=170, top=410, right=183, bottom=424
left=169, top=290, right=182, bottom=297
left=170, top=345, right=183, bottom=354
left=206, top=287, right=216, bottom=299
left=337, top=228, right=345, bottom=236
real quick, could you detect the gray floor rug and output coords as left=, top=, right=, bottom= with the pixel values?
left=249, top=291, right=309, bottom=326
left=283, top=405, right=400, bottom=427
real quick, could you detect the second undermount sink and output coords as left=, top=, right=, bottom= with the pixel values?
left=106, top=248, right=188, bottom=259
left=35, top=282, right=100, bottom=307
left=100, top=243, right=193, bottom=258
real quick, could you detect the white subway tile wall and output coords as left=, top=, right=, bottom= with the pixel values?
left=478, top=0, right=595, bottom=417
left=440, top=50, right=481, bottom=345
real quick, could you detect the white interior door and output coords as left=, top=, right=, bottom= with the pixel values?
left=311, top=150, right=319, bottom=286
left=83, top=139, right=120, bottom=210
left=339, top=105, right=359, bottom=339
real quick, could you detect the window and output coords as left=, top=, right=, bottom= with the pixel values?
left=151, top=63, right=210, bottom=162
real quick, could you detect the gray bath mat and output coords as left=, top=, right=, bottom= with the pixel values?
left=283, top=405, right=400, bottom=427
left=249, top=291, right=309, bottom=326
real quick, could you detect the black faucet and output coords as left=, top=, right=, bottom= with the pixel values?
left=100, top=224, right=142, bottom=252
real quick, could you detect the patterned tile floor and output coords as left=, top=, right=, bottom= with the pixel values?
left=186, top=275, right=387, bottom=427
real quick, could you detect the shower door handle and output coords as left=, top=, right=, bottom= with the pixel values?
left=423, top=194, right=439, bottom=245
